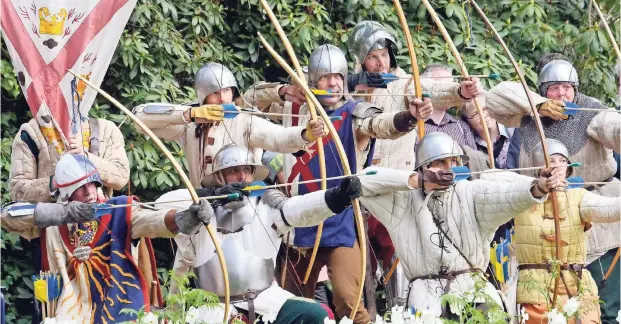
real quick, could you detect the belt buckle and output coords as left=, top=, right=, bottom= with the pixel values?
left=242, top=290, right=258, bottom=300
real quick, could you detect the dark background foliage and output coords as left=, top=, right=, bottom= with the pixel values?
left=1, top=0, right=619, bottom=322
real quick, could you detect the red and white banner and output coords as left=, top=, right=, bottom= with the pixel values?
left=1, top=0, right=137, bottom=147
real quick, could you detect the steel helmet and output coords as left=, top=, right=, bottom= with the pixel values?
left=55, top=154, right=102, bottom=202
left=532, top=138, right=573, bottom=176
left=415, top=132, right=469, bottom=170
left=201, top=144, right=269, bottom=187
left=195, top=63, right=239, bottom=104
left=348, top=21, right=397, bottom=67
left=308, top=44, right=349, bottom=89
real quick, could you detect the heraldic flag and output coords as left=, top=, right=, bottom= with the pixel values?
left=1, top=0, right=137, bottom=150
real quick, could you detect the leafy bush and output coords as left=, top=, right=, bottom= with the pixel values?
left=1, top=0, right=619, bottom=321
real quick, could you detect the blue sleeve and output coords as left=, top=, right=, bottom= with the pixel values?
left=505, top=129, right=521, bottom=170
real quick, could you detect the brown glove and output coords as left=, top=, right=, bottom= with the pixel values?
left=418, top=169, right=454, bottom=189
left=191, top=105, right=226, bottom=122
left=537, top=100, right=567, bottom=120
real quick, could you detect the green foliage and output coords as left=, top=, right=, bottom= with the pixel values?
left=119, top=271, right=230, bottom=324
left=439, top=273, right=509, bottom=323
left=1, top=0, right=619, bottom=321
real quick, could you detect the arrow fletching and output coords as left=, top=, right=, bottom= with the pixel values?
left=33, top=275, right=48, bottom=303
left=222, top=104, right=239, bottom=119
left=311, top=88, right=332, bottom=96
left=488, top=73, right=500, bottom=80
left=568, top=162, right=582, bottom=168
left=566, top=176, right=585, bottom=189
left=243, top=181, right=268, bottom=197
left=563, top=102, right=579, bottom=116
left=451, top=166, right=471, bottom=182
left=380, top=73, right=398, bottom=85
left=226, top=193, right=241, bottom=201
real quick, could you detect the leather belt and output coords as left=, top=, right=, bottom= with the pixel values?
left=518, top=263, right=585, bottom=298
left=518, top=263, right=585, bottom=275
left=218, top=287, right=269, bottom=323
left=408, top=268, right=482, bottom=317
left=410, top=268, right=481, bottom=282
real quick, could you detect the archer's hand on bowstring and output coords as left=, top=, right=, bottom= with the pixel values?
left=348, top=72, right=388, bottom=91
left=415, top=168, right=454, bottom=191
left=537, top=100, right=568, bottom=121
left=187, top=105, right=227, bottom=123
left=278, top=85, right=307, bottom=105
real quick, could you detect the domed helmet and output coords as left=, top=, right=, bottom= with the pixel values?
left=532, top=138, right=573, bottom=177
left=537, top=60, right=579, bottom=96
left=55, top=154, right=102, bottom=202
left=348, top=21, right=398, bottom=69
left=195, top=63, right=239, bottom=104
left=201, top=144, right=270, bottom=187
left=308, top=44, right=349, bottom=92
left=415, top=132, right=469, bottom=170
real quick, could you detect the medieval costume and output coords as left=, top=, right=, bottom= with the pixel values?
left=496, top=139, right=620, bottom=323
left=157, top=144, right=361, bottom=323
left=9, top=118, right=129, bottom=202
left=486, top=59, right=621, bottom=321
left=132, top=62, right=319, bottom=188
left=1, top=154, right=211, bottom=323
left=356, top=132, right=557, bottom=319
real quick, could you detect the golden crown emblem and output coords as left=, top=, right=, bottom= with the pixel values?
left=39, top=7, right=67, bottom=36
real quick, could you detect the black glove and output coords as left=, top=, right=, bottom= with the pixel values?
left=196, top=187, right=217, bottom=198
left=347, top=72, right=388, bottom=90
left=174, top=200, right=214, bottom=235
left=418, top=169, right=454, bottom=189
left=324, top=176, right=362, bottom=214
left=34, top=202, right=96, bottom=228
left=213, top=182, right=249, bottom=209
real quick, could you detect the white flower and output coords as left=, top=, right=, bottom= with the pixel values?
left=324, top=317, right=336, bottom=324
left=562, top=297, right=580, bottom=317
left=374, top=315, right=385, bottom=324
left=616, top=309, right=621, bottom=323
left=262, top=308, right=278, bottom=324
left=417, top=309, right=442, bottom=324
left=338, top=316, right=353, bottom=324
left=520, top=307, right=530, bottom=324
left=186, top=306, right=200, bottom=324
left=546, top=308, right=567, bottom=324
left=42, top=319, right=56, bottom=324
left=140, top=312, right=159, bottom=324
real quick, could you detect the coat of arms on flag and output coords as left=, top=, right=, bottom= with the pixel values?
left=1, top=0, right=137, bottom=152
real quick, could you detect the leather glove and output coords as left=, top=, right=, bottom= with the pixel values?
left=347, top=72, right=388, bottom=90
left=418, top=169, right=454, bottom=189
left=537, top=100, right=567, bottom=121
left=214, top=182, right=248, bottom=210
left=324, top=176, right=362, bottom=214
left=174, top=200, right=213, bottom=235
left=34, top=202, right=96, bottom=228
left=191, top=105, right=225, bottom=121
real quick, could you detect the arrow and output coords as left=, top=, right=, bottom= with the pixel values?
left=381, top=73, right=501, bottom=80
left=242, top=171, right=379, bottom=197
left=311, top=88, right=433, bottom=98
left=451, top=162, right=582, bottom=182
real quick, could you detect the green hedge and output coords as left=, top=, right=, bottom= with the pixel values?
left=1, top=0, right=619, bottom=322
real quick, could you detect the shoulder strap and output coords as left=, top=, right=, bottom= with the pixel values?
left=20, top=130, right=40, bottom=164
left=88, top=118, right=100, bottom=156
